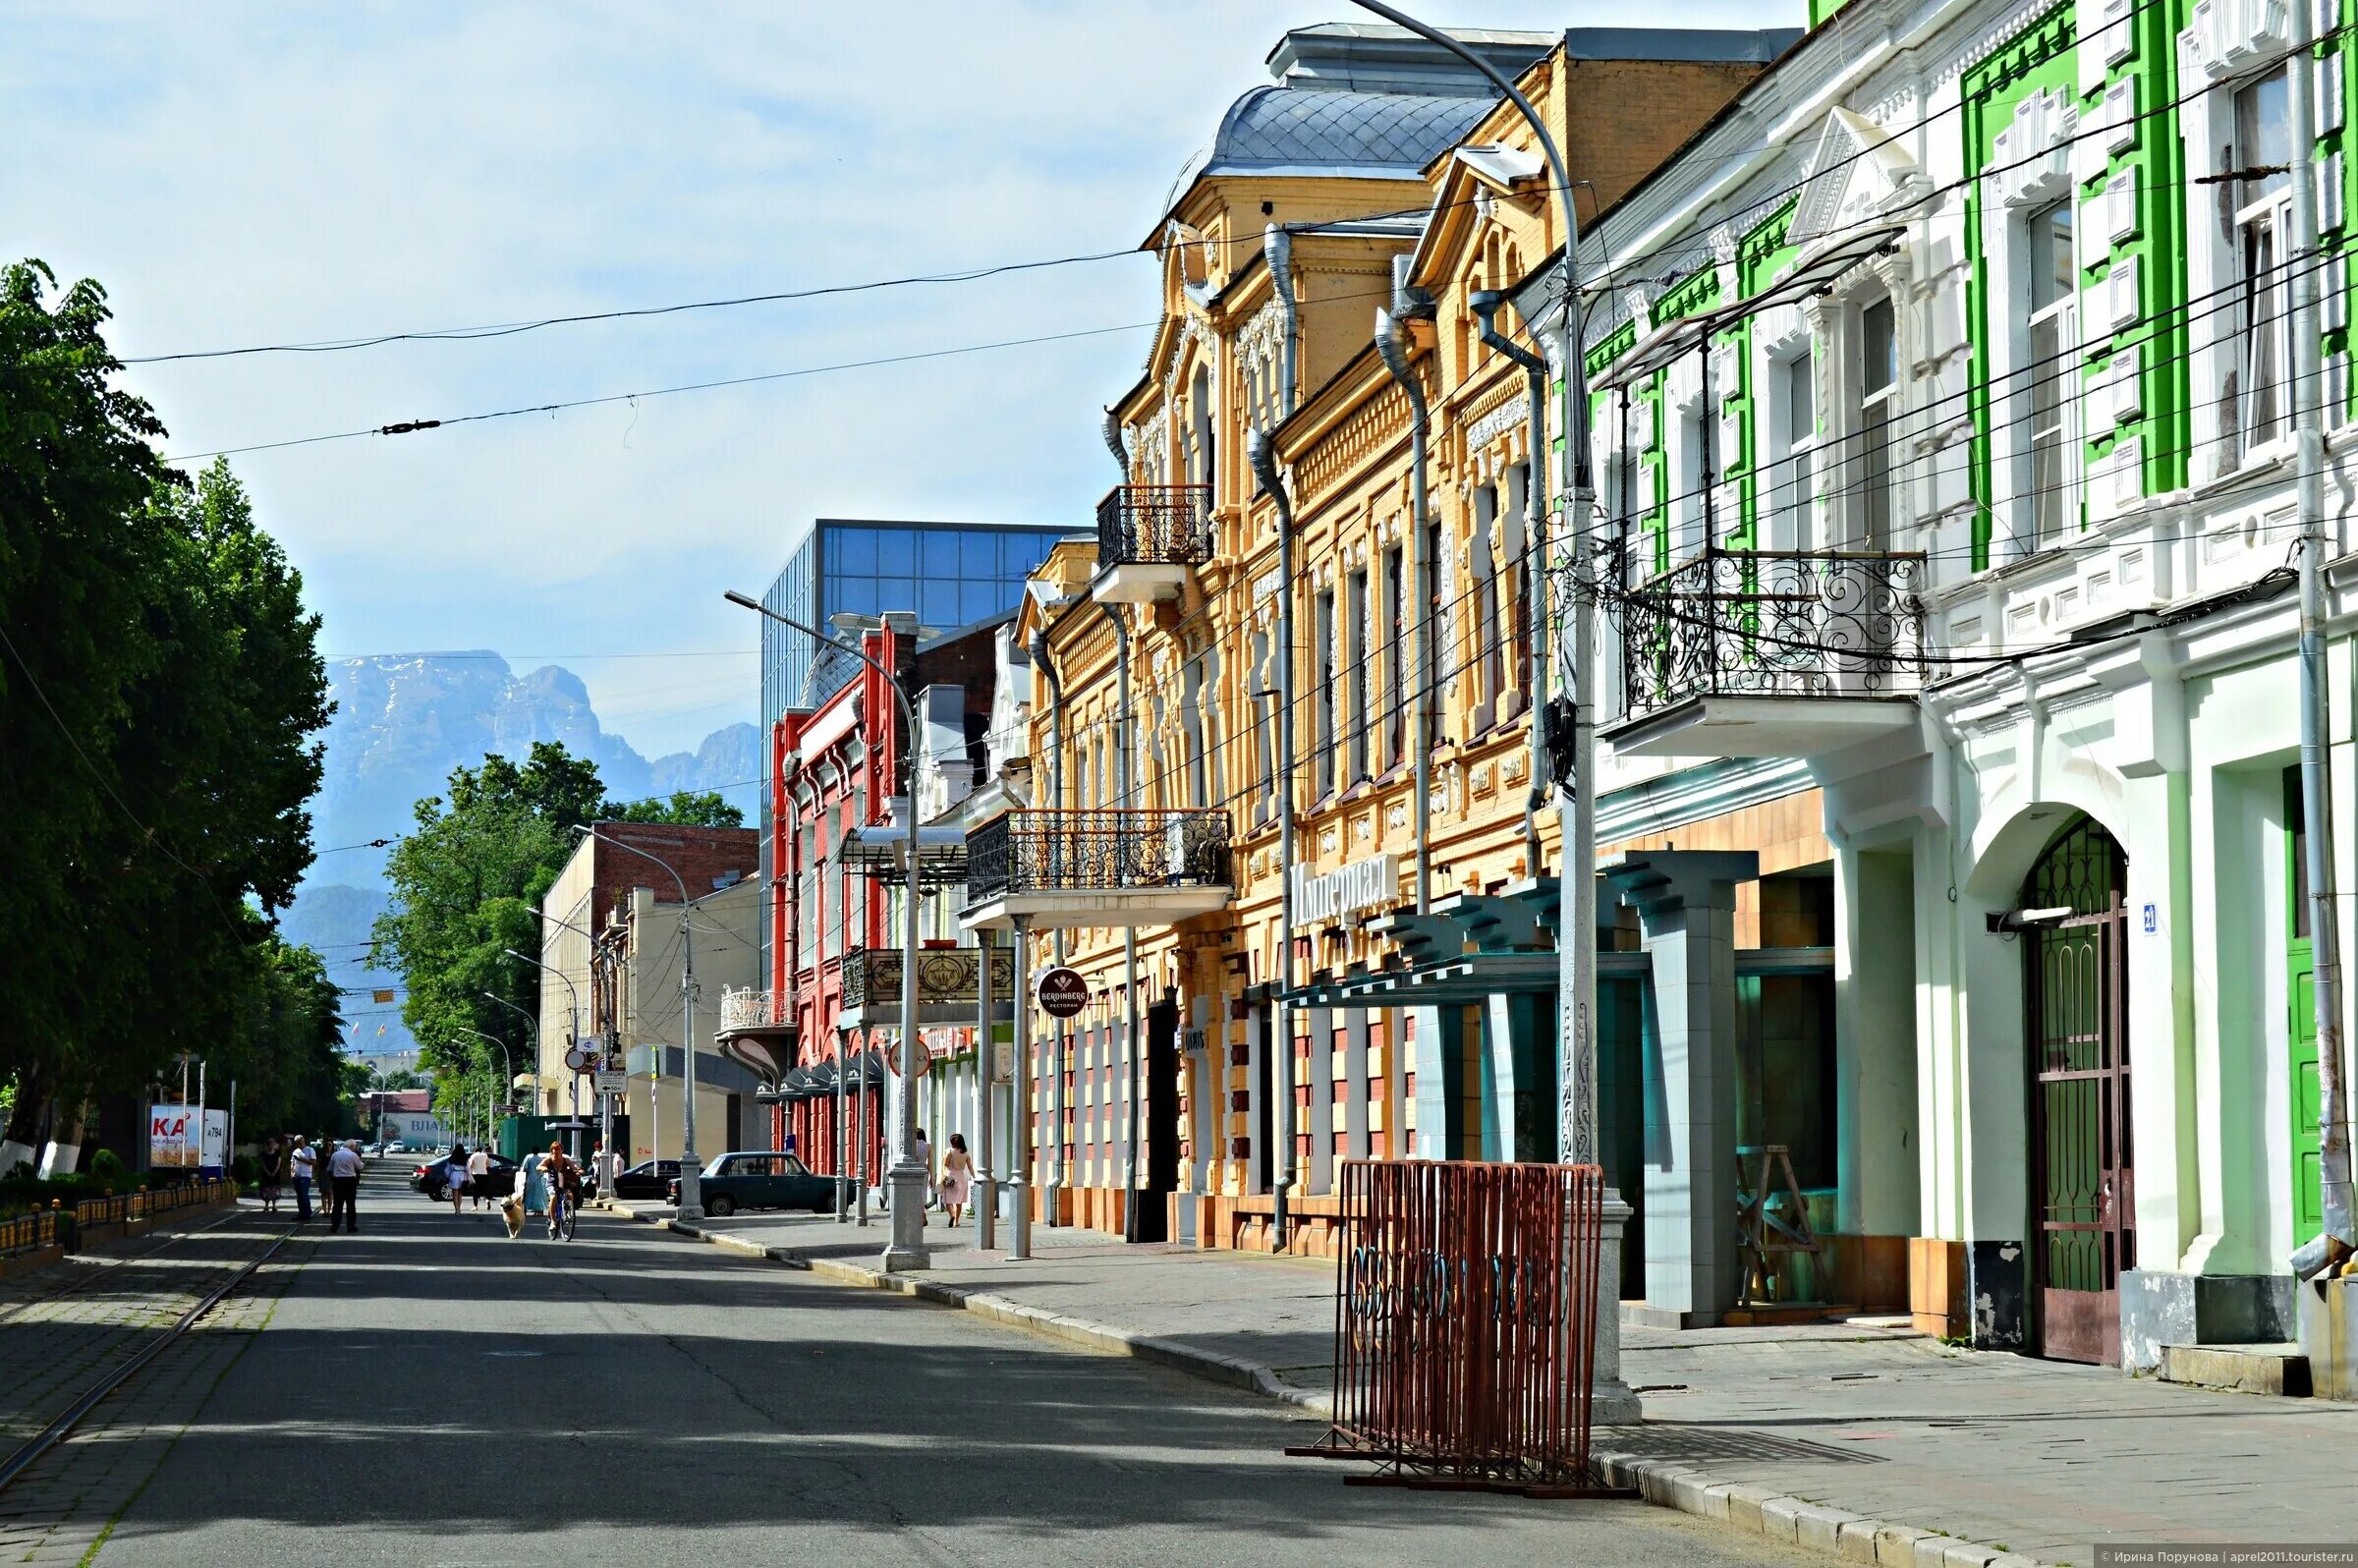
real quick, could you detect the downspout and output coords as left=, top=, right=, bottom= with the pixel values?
left=1375, top=258, right=1436, bottom=914
left=1101, top=600, right=1146, bottom=1234
left=1267, top=224, right=1299, bottom=416
left=1472, top=288, right=1551, bottom=879
left=1029, top=627, right=1071, bottom=1217
left=1248, top=426, right=1298, bottom=1251
left=2288, top=11, right=2355, bottom=1273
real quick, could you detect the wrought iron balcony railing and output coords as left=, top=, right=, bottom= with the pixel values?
left=717, top=987, right=789, bottom=1032
left=967, top=808, right=1233, bottom=902
left=1096, top=484, right=1213, bottom=568
left=1619, top=547, right=1928, bottom=716
left=840, top=946, right=1016, bottom=1012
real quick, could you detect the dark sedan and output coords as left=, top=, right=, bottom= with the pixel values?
left=668, top=1151, right=852, bottom=1217
left=410, top=1152, right=519, bottom=1201
left=610, top=1159, right=681, bottom=1201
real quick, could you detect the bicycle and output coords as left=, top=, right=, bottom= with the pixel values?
left=547, top=1182, right=578, bottom=1242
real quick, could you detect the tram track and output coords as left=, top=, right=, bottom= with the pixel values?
left=0, top=1217, right=296, bottom=1496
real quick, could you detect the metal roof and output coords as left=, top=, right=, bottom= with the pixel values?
left=1207, top=84, right=1492, bottom=177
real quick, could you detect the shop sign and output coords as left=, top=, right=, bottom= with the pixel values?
left=1035, top=966, right=1090, bottom=1019
left=149, top=1105, right=197, bottom=1169
left=1290, top=854, right=1400, bottom=930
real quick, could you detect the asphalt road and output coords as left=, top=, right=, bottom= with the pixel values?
left=57, top=1172, right=1819, bottom=1567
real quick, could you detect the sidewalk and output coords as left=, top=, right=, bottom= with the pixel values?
left=606, top=1199, right=2358, bottom=1567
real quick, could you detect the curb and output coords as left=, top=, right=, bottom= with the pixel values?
left=609, top=1204, right=2056, bottom=1568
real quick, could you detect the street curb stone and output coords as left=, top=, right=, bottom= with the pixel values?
left=611, top=1203, right=2065, bottom=1568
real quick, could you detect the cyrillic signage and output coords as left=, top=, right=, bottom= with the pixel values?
left=1290, top=854, right=1400, bottom=930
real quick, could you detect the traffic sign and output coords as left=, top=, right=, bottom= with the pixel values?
left=564, top=1042, right=595, bottom=1073
left=593, top=1071, right=628, bottom=1094
left=1035, top=966, right=1090, bottom=1019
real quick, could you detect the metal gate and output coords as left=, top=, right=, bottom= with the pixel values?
left=1288, top=1160, right=1619, bottom=1495
left=2025, top=818, right=2134, bottom=1366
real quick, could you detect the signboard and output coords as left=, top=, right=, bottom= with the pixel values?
left=886, top=1043, right=932, bottom=1080
left=564, top=1042, right=596, bottom=1073
left=1035, top=966, right=1090, bottom=1019
left=593, top=1071, right=629, bottom=1095
left=626, top=1043, right=666, bottom=1081
left=1290, top=854, right=1400, bottom=930
left=992, top=1040, right=1016, bottom=1080
left=199, top=1110, right=229, bottom=1173
left=149, top=1105, right=197, bottom=1169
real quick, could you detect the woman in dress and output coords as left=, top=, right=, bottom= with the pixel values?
left=938, top=1132, right=974, bottom=1229
left=443, top=1146, right=471, bottom=1215
left=256, top=1137, right=285, bottom=1214
left=519, top=1148, right=550, bottom=1215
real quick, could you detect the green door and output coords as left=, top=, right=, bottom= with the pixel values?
left=2290, top=767, right=2324, bottom=1241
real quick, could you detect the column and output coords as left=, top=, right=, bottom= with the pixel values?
left=1408, top=1005, right=1451, bottom=1158
left=1605, top=850, right=1758, bottom=1327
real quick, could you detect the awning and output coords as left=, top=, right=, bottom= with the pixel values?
left=841, top=820, right=969, bottom=891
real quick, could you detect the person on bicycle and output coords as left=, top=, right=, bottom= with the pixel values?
left=544, top=1142, right=583, bottom=1238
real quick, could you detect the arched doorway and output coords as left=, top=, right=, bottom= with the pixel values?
left=2023, top=815, right=2134, bottom=1364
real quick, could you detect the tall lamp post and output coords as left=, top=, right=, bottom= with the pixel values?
left=539, top=913, right=618, bottom=1199
left=450, top=1026, right=516, bottom=1148
left=725, top=588, right=930, bottom=1272
left=1342, top=0, right=1635, bottom=1424
left=479, top=991, right=540, bottom=1114
left=575, top=826, right=708, bottom=1221
left=507, top=948, right=589, bottom=1163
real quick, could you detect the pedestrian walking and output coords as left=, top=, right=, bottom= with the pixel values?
left=444, top=1146, right=471, bottom=1215
left=466, top=1144, right=491, bottom=1209
left=520, top=1148, right=549, bottom=1215
left=939, top=1132, right=973, bottom=1229
left=326, top=1139, right=364, bottom=1233
left=289, top=1136, right=315, bottom=1223
left=257, top=1136, right=286, bottom=1215
left=912, top=1127, right=934, bottom=1223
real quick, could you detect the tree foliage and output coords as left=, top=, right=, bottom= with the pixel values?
left=604, top=789, right=743, bottom=827
left=0, top=259, right=337, bottom=1148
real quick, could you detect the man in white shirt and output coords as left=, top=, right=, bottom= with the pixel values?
left=289, top=1136, right=316, bottom=1223
left=466, top=1146, right=491, bottom=1209
left=326, top=1139, right=365, bottom=1233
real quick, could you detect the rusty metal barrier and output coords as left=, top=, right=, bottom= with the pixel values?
left=1287, top=1159, right=1627, bottom=1497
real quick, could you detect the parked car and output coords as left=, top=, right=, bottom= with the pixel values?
left=410, top=1151, right=520, bottom=1201
left=669, top=1151, right=851, bottom=1217
left=610, top=1159, right=681, bottom=1201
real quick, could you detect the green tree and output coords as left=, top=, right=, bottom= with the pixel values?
left=0, top=261, right=331, bottom=1151
left=373, top=741, right=607, bottom=1094
left=603, top=789, right=744, bottom=827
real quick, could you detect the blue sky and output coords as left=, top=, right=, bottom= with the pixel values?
left=4, top=0, right=1798, bottom=756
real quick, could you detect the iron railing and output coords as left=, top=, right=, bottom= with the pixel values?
left=967, top=808, right=1232, bottom=902
left=840, top=946, right=1016, bottom=1011
left=718, top=986, right=790, bottom=1032
left=1096, top=484, right=1213, bottom=568
left=1618, top=546, right=1927, bottom=716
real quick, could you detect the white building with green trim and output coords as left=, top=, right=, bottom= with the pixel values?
left=1545, top=0, right=2354, bottom=1368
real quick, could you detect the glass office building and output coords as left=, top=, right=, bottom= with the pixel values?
left=757, top=518, right=1068, bottom=964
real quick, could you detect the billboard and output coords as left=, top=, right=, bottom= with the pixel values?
left=199, top=1110, right=228, bottom=1173
left=149, top=1105, right=197, bottom=1169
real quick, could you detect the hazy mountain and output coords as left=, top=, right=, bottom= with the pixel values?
left=288, top=653, right=758, bottom=1054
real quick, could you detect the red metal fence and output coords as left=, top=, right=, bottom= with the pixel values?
left=1290, top=1159, right=1614, bottom=1495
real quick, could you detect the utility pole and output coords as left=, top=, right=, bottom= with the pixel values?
left=2289, top=4, right=2355, bottom=1271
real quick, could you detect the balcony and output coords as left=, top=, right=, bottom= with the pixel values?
left=838, top=945, right=1016, bottom=1030
left=962, top=808, right=1233, bottom=930
left=715, top=987, right=796, bottom=1087
left=1608, top=547, right=1929, bottom=760
left=1094, top=483, right=1212, bottom=603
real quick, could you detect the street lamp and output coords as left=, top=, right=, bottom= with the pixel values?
left=1343, top=0, right=1633, bottom=1424
left=575, top=825, right=708, bottom=1222
left=542, top=912, right=620, bottom=1199
left=507, top=947, right=589, bottom=1163
left=725, top=588, right=930, bottom=1273
left=449, top=1026, right=515, bottom=1145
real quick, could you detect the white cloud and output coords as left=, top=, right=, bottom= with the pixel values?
left=3, top=0, right=1799, bottom=756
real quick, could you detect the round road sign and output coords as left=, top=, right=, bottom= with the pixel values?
left=564, top=1042, right=594, bottom=1073
left=1035, top=966, right=1090, bottom=1019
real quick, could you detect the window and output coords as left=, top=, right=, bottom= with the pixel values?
left=1314, top=588, right=1337, bottom=799
left=1674, top=399, right=1708, bottom=561
left=1769, top=350, right=1816, bottom=545
left=1473, top=485, right=1503, bottom=711
left=2232, top=68, right=2293, bottom=460
left=1383, top=546, right=1405, bottom=769
left=1857, top=297, right=1899, bottom=548
left=1347, top=567, right=1370, bottom=783
left=1505, top=464, right=1531, bottom=689
left=1190, top=364, right=1216, bottom=500
left=1425, top=518, right=1441, bottom=743
left=2026, top=201, right=2079, bottom=545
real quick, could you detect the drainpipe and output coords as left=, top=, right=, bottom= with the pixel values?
left=1267, top=224, right=1299, bottom=417
left=1376, top=261, right=1436, bottom=915
left=1101, top=406, right=1129, bottom=476
left=1249, top=427, right=1298, bottom=1251
left=1472, top=288, right=1550, bottom=879
left=2288, top=9, right=2355, bottom=1273
left=1101, top=600, right=1147, bottom=1235
left=1030, top=628, right=1071, bottom=1220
